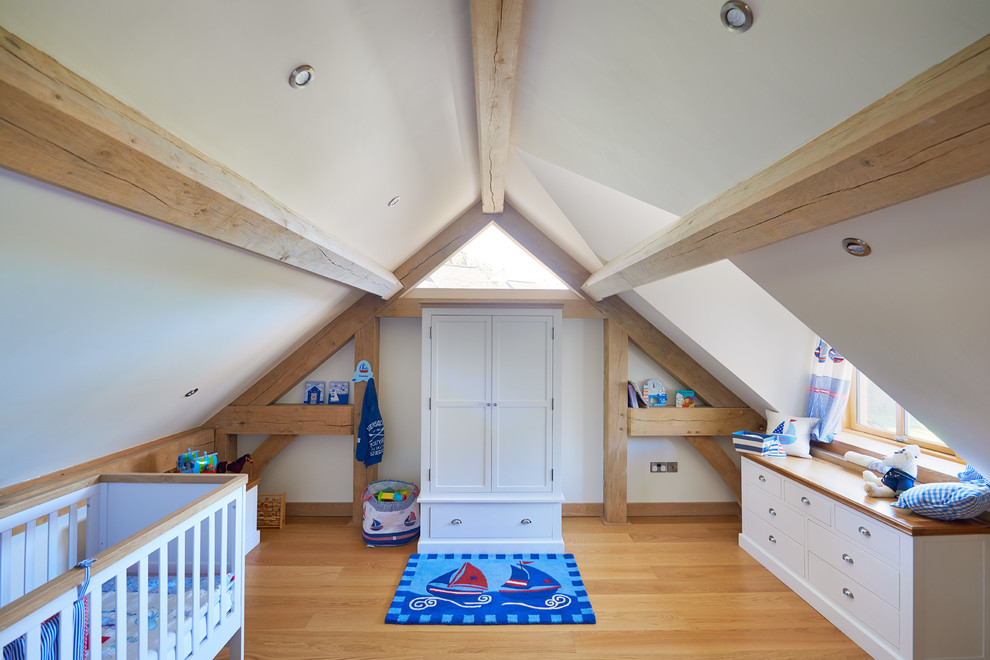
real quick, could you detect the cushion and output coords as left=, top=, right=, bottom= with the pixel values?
left=765, top=410, right=819, bottom=459
left=958, top=465, right=990, bottom=488
left=893, top=483, right=990, bottom=520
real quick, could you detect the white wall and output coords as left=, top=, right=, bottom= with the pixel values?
left=246, top=316, right=738, bottom=505
left=0, top=169, right=354, bottom=489
left=733, top=175, right=990, bottom=477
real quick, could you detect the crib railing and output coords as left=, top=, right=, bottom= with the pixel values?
left=0, top=473, right=246, bottom=660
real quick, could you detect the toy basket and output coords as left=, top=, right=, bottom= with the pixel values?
left=257, top=493, right=286, bottom=529
left=361, top=479, right=420, bottom=547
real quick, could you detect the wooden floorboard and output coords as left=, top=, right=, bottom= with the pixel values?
left=218, top=515, right=867, bottom=659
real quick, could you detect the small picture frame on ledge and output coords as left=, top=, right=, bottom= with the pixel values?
left=303, top=381, right=326, bottom=405
left=327, top=381, right=350, bottom=405
left=675, top=390, right=695, bottom=408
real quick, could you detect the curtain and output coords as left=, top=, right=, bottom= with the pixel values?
left=806, top=339, right=852, bottom=443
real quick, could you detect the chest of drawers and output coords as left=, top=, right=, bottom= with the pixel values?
left=740, top=456, right=990, bottom=660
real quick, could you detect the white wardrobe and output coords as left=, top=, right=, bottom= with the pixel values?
left=418, top=307, right=564, bottom=553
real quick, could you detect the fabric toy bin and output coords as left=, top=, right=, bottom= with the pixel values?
left=361, top=479, right=420, bottom=547
left=732, top=431, right=785, bottom=457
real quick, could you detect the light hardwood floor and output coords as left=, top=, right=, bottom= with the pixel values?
left=225, top=515, right=868, bottom=659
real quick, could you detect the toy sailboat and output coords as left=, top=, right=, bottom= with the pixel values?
left=498, top=561, right=561, bottom=597
left=427, top=562, right=488, bottom=597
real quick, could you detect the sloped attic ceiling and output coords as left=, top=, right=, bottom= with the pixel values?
left=2, top=1, right=990, bottom=488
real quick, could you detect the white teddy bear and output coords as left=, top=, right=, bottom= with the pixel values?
left=844, top=445, right=921, bottom=498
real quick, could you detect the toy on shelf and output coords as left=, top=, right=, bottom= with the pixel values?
left=303, top=380, right=326, bottom=405
left=845, top=444, right=920, bottom=497
left=675, top=390, right=695, bottom=408
left=218, top=453, right=254, bottom=474
left=642, top=379, right=666, bottom=407
left=327, top=381, right=350, bottom=404
left=176, top=449, right=219, bottom=474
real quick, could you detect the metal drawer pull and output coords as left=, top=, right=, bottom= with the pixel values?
left=451, top=519, right=462, bottom=525
left=768, top=507, right=776, bottom=517
left=842, top=553, right=854, bottom=565
left=768, top=535, right=776, bottom=544
left=858, top=526, right=871, bottom=538
left=521, top=518, right=532, bottom=525
left=758, top=475, right=766, bottom=483
left=800, top=496, right=811, bottom=506
left=842, top=588, right=854, bottom=599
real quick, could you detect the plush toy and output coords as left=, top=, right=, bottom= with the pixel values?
left=844, top=445, right=921, bottom=498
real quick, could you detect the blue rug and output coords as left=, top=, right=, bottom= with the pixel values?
left=385, top=553, right=595, bottom=625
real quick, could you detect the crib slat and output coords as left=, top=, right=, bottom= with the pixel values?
left=138, top=557, right=148, bottom=659
left=220, top=500, right=229, bottom=620
left=1, top=528, right=12, bottom=607
left=191, top=518, right=201, bottom=655
left=59, top=603, right=73, bottom=660
left=176, top=527, right=186, bottom=659
left=25, top=624, right=41, bottom=660
left=207, top=509, right=216, bottom=638
left=158, top=541, right=168, bottom=660
left=67, top=503, right=79, bottom=570
left=23, top=518, right=36, bottom=594
left=115, top=571, right=126, bottom=660
left=46, top=512, right=58, bottom=581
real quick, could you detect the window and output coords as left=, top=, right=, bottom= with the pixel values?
left=848, top=370, right=958, bottom=458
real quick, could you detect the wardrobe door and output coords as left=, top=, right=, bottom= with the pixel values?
left=492, top=315, right=553, bottom=492
left=430, top=315, right=491, bottom=492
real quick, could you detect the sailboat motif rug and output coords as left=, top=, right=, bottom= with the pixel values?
left=385, top=553, right=595, bottom=625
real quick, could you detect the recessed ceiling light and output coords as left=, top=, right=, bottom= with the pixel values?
left=288, top=65, right=315, bottom=89
left=842, top=238, right=872, bottom=257
left=721, top=1, right=753, bottom=32
left=388, top=196, right=400, bottom=207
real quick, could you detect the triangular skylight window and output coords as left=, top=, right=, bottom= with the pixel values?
left=416, top=225, right=568, bottom=290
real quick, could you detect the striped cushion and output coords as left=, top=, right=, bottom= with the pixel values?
left=894, top=483, right=990, bottom=520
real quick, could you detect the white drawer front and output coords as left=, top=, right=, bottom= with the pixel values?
left=808, top=554, right=900, bottom=647
left=742, top=459, right=782, bottom=498
left=429, top=504, right=554, bottom=539
left=808, top=522, right=899, bottom=607
left=834, top=506, right=900, bottom=564
left=784, top=481, right=833, bottom=527
left=743, top=510, right=805, bottom=578
left=745, top=486, right=804, bottom=543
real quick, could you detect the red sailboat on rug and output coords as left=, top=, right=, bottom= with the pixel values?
left=426, top=560, right=561, bottom=601
left=426, top=562, right=488, bottom=597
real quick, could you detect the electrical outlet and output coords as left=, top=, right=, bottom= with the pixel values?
left=651, top=461, right=678, bottom=473
left=650, top=462, right=661, bottom=473
left=666, top=461, right=678, bottom=473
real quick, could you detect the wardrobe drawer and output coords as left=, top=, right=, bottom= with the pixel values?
left=743, top=511, right=805, bottom=578
left=808, top=522, right=899, bottom=607
left=784, top=480, right=832, bottom=526
left=745, top=486, right=804, bottom=543
left=742, top=459, right=782, bottom=498
left=808, top=554, right=899, bottom=647
left=428, top=504, right=554, bottom=539
left=834, top=506, right=900, bottom=565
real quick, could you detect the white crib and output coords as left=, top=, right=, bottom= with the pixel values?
left=0, top=473, right=246, bottom=660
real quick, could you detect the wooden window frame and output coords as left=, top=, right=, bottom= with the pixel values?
left=844, top=370, right=963, bottom=463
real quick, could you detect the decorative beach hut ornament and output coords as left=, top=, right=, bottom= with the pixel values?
left=353, top=360, right=374, bottom=382
left=642, top=379, right=666, bottom=407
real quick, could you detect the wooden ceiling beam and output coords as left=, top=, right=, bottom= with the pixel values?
left=582, top=33, right=990, bottom=300
left=471, top=0, right=524, bottom=213
left=494, top=204, right=748, bottom=408
left=210, top=203, right=490, bottom=411
left=0, top=27, right=401, bottom=297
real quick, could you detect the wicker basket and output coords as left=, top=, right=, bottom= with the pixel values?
left=257, top=493, right=286, bottom=529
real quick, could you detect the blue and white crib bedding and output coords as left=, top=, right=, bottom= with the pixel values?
left=99, top=574, right=234, bottom=660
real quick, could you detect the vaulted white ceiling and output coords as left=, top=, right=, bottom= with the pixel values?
left=2, top=1, right=990, bottom=486
left=2, top=0, right=988, bottom=275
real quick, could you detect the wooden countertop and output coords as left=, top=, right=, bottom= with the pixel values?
left=743, top=454, right=990, bottom=536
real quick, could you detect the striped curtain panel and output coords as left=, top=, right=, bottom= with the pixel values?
left=806, top=339, right=852, bottom=443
